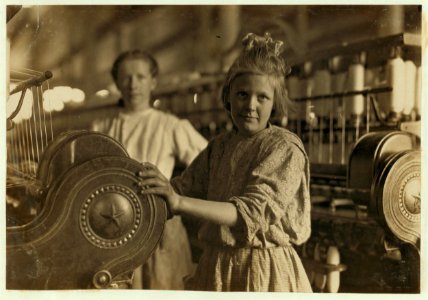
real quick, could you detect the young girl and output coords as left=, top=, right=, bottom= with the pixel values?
left=138, top=32, right=312, bottom=292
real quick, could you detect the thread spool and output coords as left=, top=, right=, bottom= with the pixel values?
left=403, top=60, right=417, bottom=120
left=313, top=63, right=331, bottom=164
left=330, top=56, right=347, bottom=117
left=329, top=56, right=347, bottom=165
left=364, top=67, right=375, bottom=88
left=331, top=73, right=347, bottom=115
left=313, top=62, right=332, bottom=117
left=345, top=53, right=366, bottom=123
left=364, top=67, right=374, bottom=126
left=386, top=47, right=406, bottom=122
left=365, top=66, right=384, bottom=125
left=344, top=53, right=366, bottom=160
left=326, top=246, right=341, bottom=293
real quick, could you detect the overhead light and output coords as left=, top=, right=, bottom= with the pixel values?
left=71, top=88, right=85, bottom=103
left=95, top=89, right=110, bottom=98
left=42, top=86, right=86, bottom=112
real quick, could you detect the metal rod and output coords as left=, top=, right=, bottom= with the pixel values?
left=9, top=71, right=52, bottom=96
left=292, top=86, right=392, bottom=102
left=46, top=81, right=54, bottom=141
left=40, top=85, right=50, bottom=147
left=31, top=87, right=41, bottom=164
left=15, top=123, right=25, bottom=175
left=24, top=120, right=32, bottom=175
left=35, top=86, right=45, bottom=153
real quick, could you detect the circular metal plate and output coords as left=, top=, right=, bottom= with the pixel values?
left=80, top=184, right=142, bottom=248
left=375, top=150, right=420, bottom=244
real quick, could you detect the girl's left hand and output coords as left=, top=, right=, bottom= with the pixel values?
left=137, top=162, right=181, bottom=216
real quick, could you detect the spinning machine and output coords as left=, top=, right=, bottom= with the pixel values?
left=6, top=69, right=167, bottom=290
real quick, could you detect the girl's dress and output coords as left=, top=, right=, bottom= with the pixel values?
left=172, top=124, right=312, bottom=292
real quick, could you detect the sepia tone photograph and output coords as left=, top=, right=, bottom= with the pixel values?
left=2, top=2, right=424, bottom=299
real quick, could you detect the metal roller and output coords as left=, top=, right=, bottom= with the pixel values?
left=347, top=130, right=420, bottom=246
left=348, top=130, right=417, bottom=203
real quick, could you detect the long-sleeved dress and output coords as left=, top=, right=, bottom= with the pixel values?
left=92, top=107, right=207, bottom=290
left=171, top=124, right=312, bottom=292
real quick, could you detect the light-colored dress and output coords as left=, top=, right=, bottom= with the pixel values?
left=171, top=124, right=312, bottom=292
left=92, top=107, right=207, bottom=290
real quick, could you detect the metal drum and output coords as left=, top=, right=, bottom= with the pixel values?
left=36, top=130, right=130, bottom=189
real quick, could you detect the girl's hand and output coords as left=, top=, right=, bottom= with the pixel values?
left=137, top=162, right=181, bottom=216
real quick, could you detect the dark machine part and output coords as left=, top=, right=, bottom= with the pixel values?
left=347, top=130, right=420, bottom=246
left=348, top=130, right=416, bottom=194
left=6, top=131, right=167, bottom=289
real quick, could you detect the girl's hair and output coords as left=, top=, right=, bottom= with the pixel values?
left=221, top=33, right=291, bottom=121
left=111, top=49, right=159, bottom=82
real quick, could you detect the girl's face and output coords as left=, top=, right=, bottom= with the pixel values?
left=229, top=73, right=275, bottom=137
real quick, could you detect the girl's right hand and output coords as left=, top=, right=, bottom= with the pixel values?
left=137, top=162, right=181, bottom=216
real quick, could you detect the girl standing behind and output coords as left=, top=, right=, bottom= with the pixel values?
left=139, top=32, right=312, bottom=292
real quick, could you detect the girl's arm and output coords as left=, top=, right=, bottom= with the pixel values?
left=174, top=195, right=238, bottom=226
left=138, top=162, right=238, bottom=226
